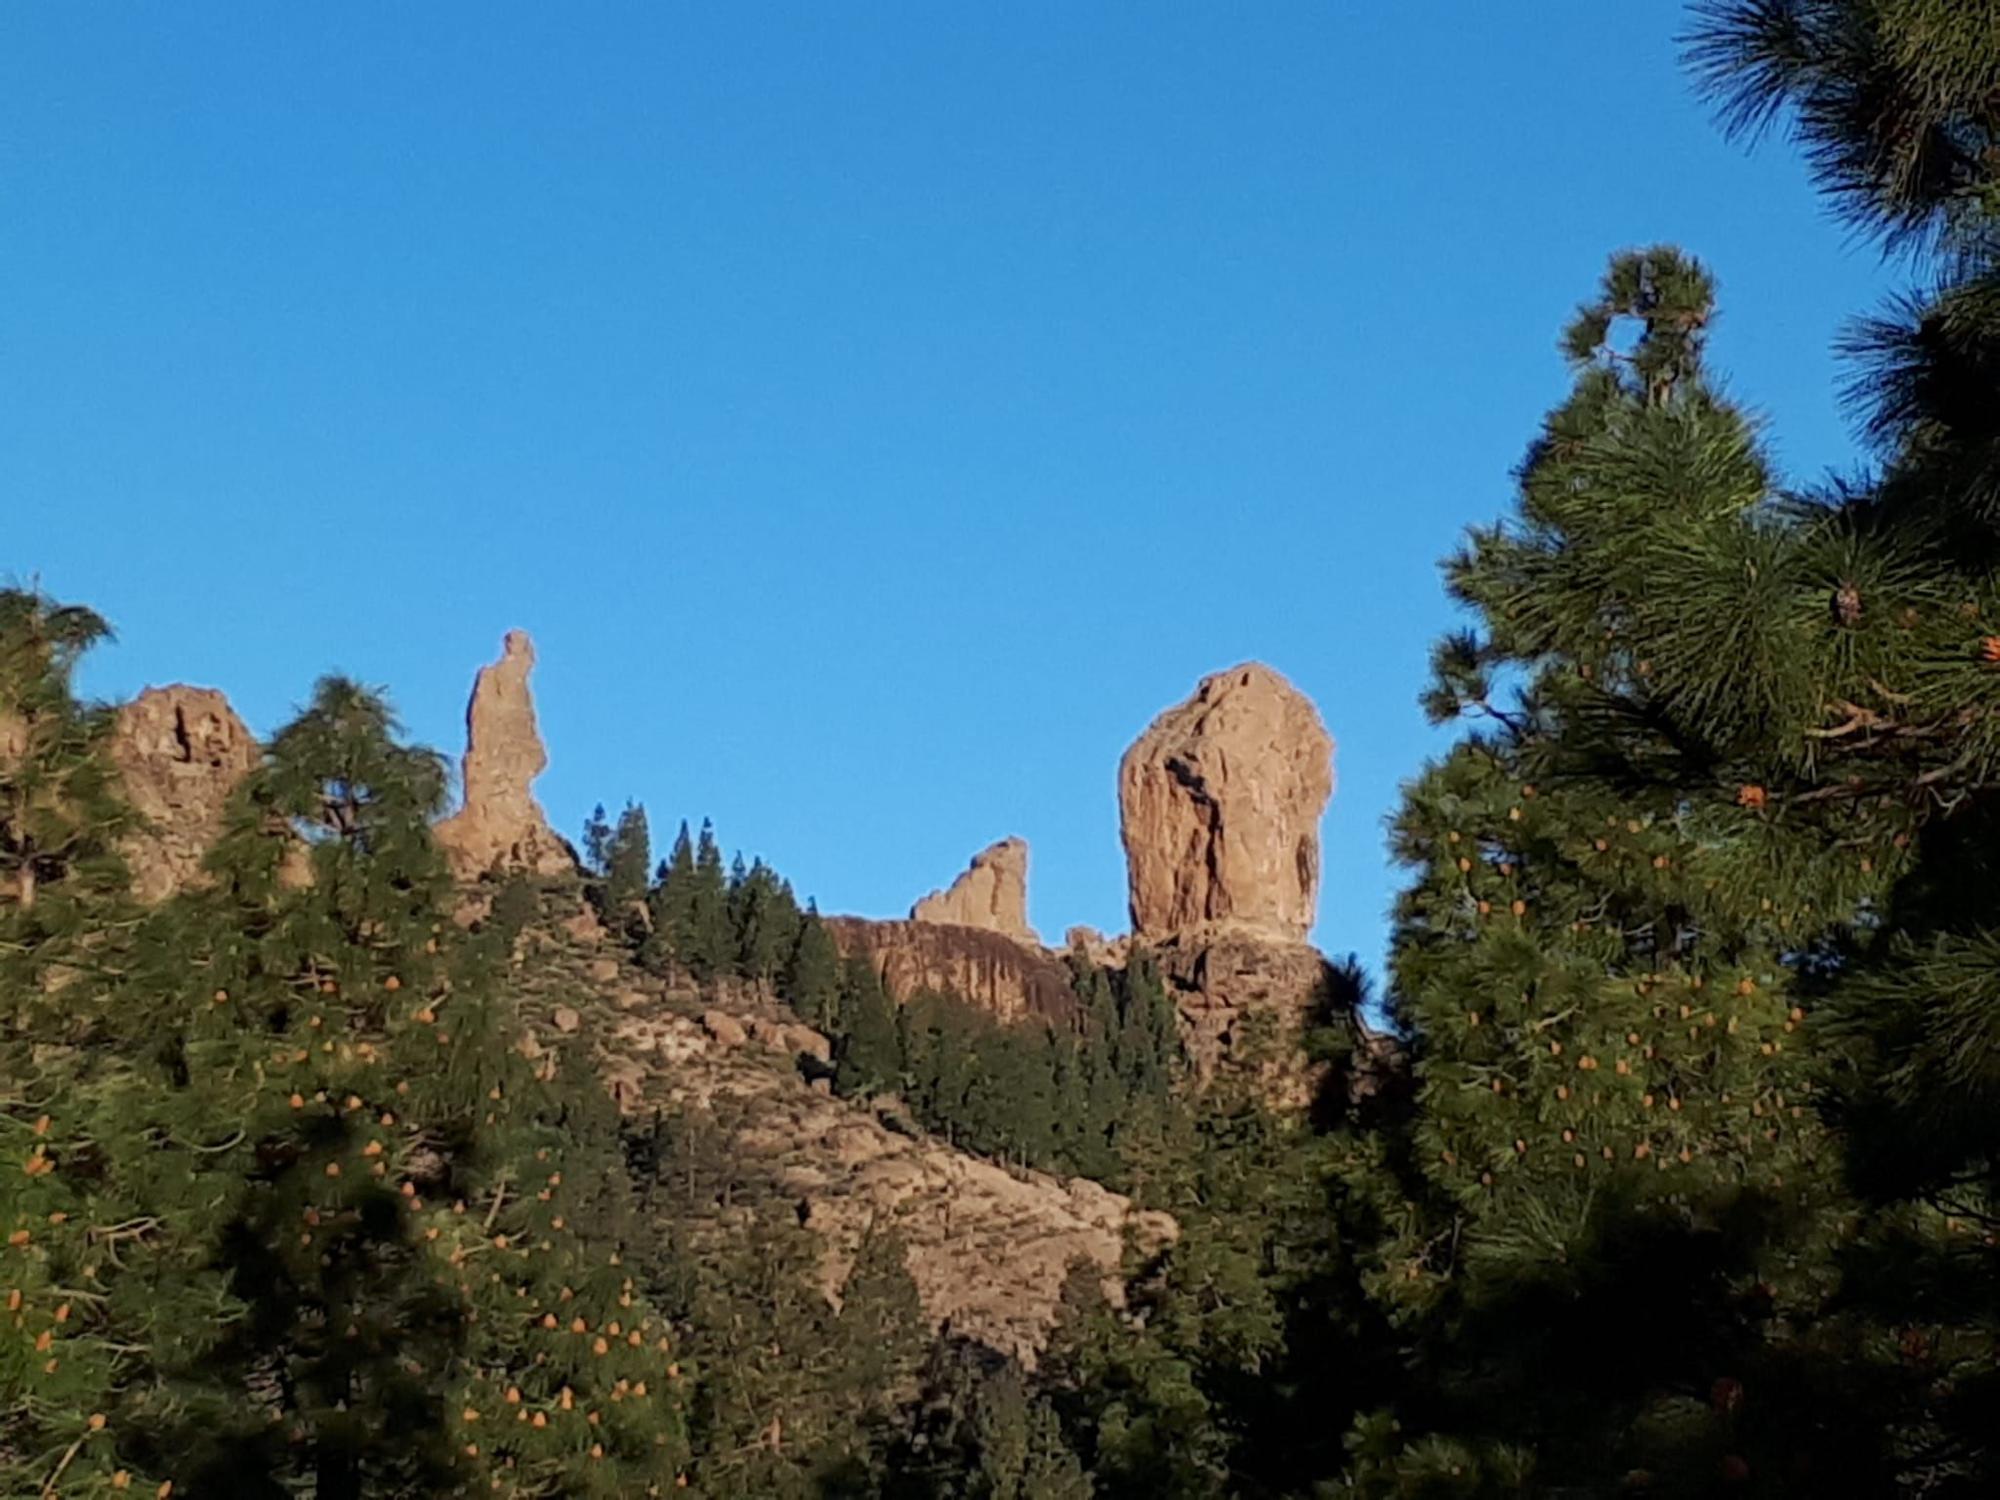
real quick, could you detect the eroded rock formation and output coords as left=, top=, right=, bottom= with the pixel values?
left=1119, top=662, right=1334, bottom=943
left=435, top=630, right=574, bottom=880
left=910, top=836, right=1039, bottom=946
left=109, top=686, right=260, bottom=903
left=1115, top=664, right=1342, bottom=1100
left=825, top=917, right=1078, bottom=1026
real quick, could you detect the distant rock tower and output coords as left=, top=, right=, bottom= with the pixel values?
left=1116, top=663, right=1340, bottom=1104
left=910, top=835, right=1040, bottom=947
left=1118, top=662, right=1334, bottom=942
left=434, top=630, right=575, bottom=880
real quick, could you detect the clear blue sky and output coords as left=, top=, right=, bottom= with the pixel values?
left=5, top=4, right=1891, bottom=980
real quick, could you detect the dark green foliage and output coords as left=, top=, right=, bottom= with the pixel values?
left=0, top=643, right=691, bottom=1497
left=626, top=1102, right=930, bottom=1497
left=879, top=1345, right=1091, bottom=1500
left=730, top=856, right=802, bottom=983
left=642, top=819, right=698, bottom=974
left=605, top=801, right=652, bottom=916
left=639, top=817, right=783, bottom=982
left=833, top=955, right=901, bottom=1097
left=581, top=802, right=613, bottom=876
left=0, top=589, right=131, bottom=922
left=807, top=949, right=1182, bottom=1179
left=784, top=905, right=842, bottom=1028
left=686, top=820, right=731, bottom=979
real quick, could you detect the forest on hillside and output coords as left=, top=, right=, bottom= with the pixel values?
left=12, top=3, right=2000, bottom=1495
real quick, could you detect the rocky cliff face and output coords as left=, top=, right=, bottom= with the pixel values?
left=109, top=686, right=259, bottom=903
left=910, top=836, right=1039, bottom=946
left=1150, top=925, right=1337, bottom=1108
left=825, top=916, right=1078, bottom=1026
left=1119, top=663, right=1334, bottom=943
left=434, top=630, right=575, bottom=880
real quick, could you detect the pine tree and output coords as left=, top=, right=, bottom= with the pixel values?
left=0, top=590, right=131, bottom=917
left=686, top=820, right=731, bottom=980
left=604, top=801, right=651, bottom=931
left=642, top=820, right=697, bottom=974
left=581, top=803, right=613, bottom=877
left=833, top=957, right=899, bottom=1098
left=731, top=858, right=802, bottom=983
left=1352, top=250, right=1929, bottom=1491
left=2, top=661, right=692, bottom=1497
left=1674, top=6, right=2000, bottom=1486
left=784, top=905, right=842, bottom=1030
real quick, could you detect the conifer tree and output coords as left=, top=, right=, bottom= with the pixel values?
left=686, top=820, right=731, bottom=980
left=1352, top=246, right=1943, bottom=1490
left=833, top=956, right=899, bottom=1098
left=643, top=821, right=697, bottom=974
left=0, top=590, right=131, bottom=917
left=604, top=801, right=651, bottom=926
left=1673, top=5, right=2000, bottom=1486
left=731, top=858, right=801, bottom=983
left=2, top=657, right=692, bottom=1497
left=783, top=905, right=842, bottom=1030
left=581, top=804, right=613, bottom=878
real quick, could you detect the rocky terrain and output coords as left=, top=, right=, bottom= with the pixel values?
left=101, top=630, right=1358, bottom=1357
left=514, top=919, right=1173, bottom=1365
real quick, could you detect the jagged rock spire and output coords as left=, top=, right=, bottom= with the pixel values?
left=909, top=835, right=1040, bottom=946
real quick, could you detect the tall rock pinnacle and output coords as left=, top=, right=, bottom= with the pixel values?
left=435, top=630, right=574, bottom=880
left=1118, top=662, right=1335, bottom=943
left=909, top=836, right=1040, bottom=946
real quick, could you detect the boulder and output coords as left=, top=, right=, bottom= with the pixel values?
left=700, top=1009, right=748, bottom=1048
left=910, top=836, right=1039, bottom=946
left=1118, top=662, right=1334, bottom=942
left=434, top=630, right=574, bottom=880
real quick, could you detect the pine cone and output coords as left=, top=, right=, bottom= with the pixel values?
left=1831, top=582, right=1862, bottom=625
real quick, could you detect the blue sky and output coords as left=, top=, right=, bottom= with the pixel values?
left=5, top=4, right=1893, bottom=978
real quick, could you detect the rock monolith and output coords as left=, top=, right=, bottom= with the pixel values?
left=1118, top=663, right=1334, bottom=942
left=435, top=630, right=574, bottom=880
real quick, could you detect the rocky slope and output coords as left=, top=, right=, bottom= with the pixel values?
left=516, top=913, right=1174, bottom=1365
left=98, top=632, right=1176, bottom=1366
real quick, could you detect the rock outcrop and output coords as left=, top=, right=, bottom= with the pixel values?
left=825, top=916, right=1079, bottom=1026
left=526, top=935, right=1172, bottom=1365
left=1119, top=663, right=1334, bottom=943
left=435, top=630, right=574, bottom=880
left=1150, top=925, right=1338, bottom=1109
left=910, top=836, right=1039, bottom=946
left=1114, top=665, right=1342, bottom=1102
left=109, top=686, right=260, bottom=903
